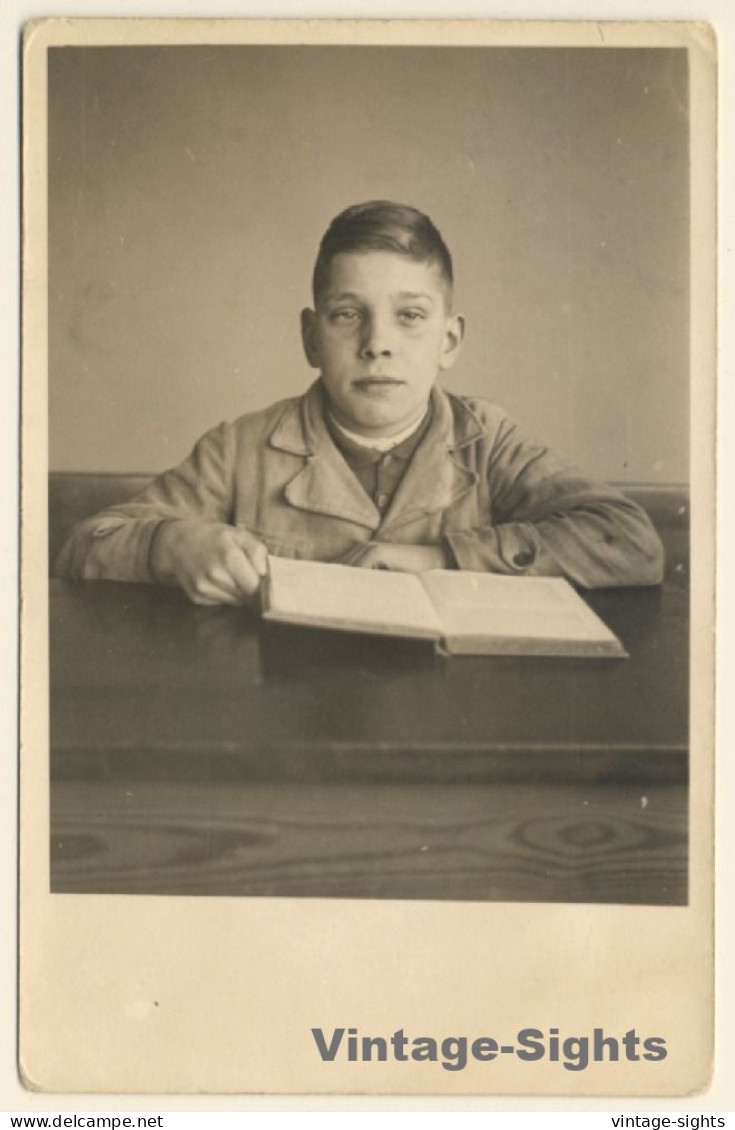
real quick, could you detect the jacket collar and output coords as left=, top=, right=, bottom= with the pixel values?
left=269, top=379, right=484, bottom=532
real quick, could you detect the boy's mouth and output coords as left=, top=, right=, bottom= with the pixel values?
left=352, top=377, right=404, bottom=390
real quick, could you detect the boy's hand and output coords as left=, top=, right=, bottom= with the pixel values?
left=353, top=542, right=450, bottom=573
left=152, top=520, right=268, bottom=605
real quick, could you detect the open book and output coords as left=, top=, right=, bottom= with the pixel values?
left=262, top=557, right=627, bottom=658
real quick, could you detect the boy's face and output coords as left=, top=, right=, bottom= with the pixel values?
left=301, top=251, right=464, bottom=437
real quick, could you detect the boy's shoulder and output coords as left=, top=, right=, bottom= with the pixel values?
left=440, top=388, right=517, bottom=442
left=444, top=388, right=509, bottom=419
left=224, top=391, right=306, bottom=445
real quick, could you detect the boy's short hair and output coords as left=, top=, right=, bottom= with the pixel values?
left=312, top=201, right=454, bottom=304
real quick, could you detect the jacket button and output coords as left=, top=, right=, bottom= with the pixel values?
left=512, top=551, right=535, bottom=567
left=376, top=493, right=389, bottom=510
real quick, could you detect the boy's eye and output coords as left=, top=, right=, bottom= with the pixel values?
left=330, top=308, right=361, bottom=323
left=398, top=309, right=427, bottom=324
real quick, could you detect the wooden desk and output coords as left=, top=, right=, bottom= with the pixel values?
left=50, top=578, right=688, bottom=904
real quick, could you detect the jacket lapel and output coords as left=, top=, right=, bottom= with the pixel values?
left=378, top=386, right=483, bottom=535
left=268, top=380, right=485, bottom=535
left=270, top=382, right=382, bottom=530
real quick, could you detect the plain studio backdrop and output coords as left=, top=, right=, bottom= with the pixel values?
left=48, top=45, right=689, bottom=484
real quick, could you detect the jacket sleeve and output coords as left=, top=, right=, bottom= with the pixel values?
left=445, top=413, right=665, bottom=588
left=54, top=422, right=235, bottom=582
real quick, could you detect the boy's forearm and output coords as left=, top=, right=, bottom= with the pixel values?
left=54, top=514, right=168, bottom=583
left=54, top=421, right=235, bottom=584
left=445, top=501, right=665, bottom=588
left=470, top=410, right=666, bottom=587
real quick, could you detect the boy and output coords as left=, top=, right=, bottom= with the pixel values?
left=55, top=201, right=664, bottom=604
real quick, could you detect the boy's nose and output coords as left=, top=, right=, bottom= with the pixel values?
left=359, top=316, right=392, bottom=359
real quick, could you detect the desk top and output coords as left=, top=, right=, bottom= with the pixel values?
left=50, top=578, right=688, bottom=785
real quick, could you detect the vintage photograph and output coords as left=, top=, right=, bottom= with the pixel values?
left=44, top=37, right=692, bottom=906
left=18, top=17, right=719, bottom=1098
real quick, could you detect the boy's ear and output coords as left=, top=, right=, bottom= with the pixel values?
left=301, top=308, right=320, bottom=369
left=438, top=313, right=465, bottom=372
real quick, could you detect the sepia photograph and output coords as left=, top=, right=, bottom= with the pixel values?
left=46, top=38, right=690, bottom=905
left=19, top=18, right=716, bottom=1097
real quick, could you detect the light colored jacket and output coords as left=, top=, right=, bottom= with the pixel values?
left=55, top=380, right=664, bottom=588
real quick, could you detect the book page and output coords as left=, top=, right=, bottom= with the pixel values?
left=264, top=556, right=443, bottom=640
left=420, top=570, right=622, bottom=647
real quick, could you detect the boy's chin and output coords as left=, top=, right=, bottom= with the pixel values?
left=333, top=395, right=431, bottom=438
left=340, top=409, right=419, bottom=438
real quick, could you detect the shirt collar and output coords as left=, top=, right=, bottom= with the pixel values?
left=327, top=409, right=429, bottom=453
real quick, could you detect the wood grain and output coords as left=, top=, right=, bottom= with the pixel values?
left=51, top=779, right=687, bottom=904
